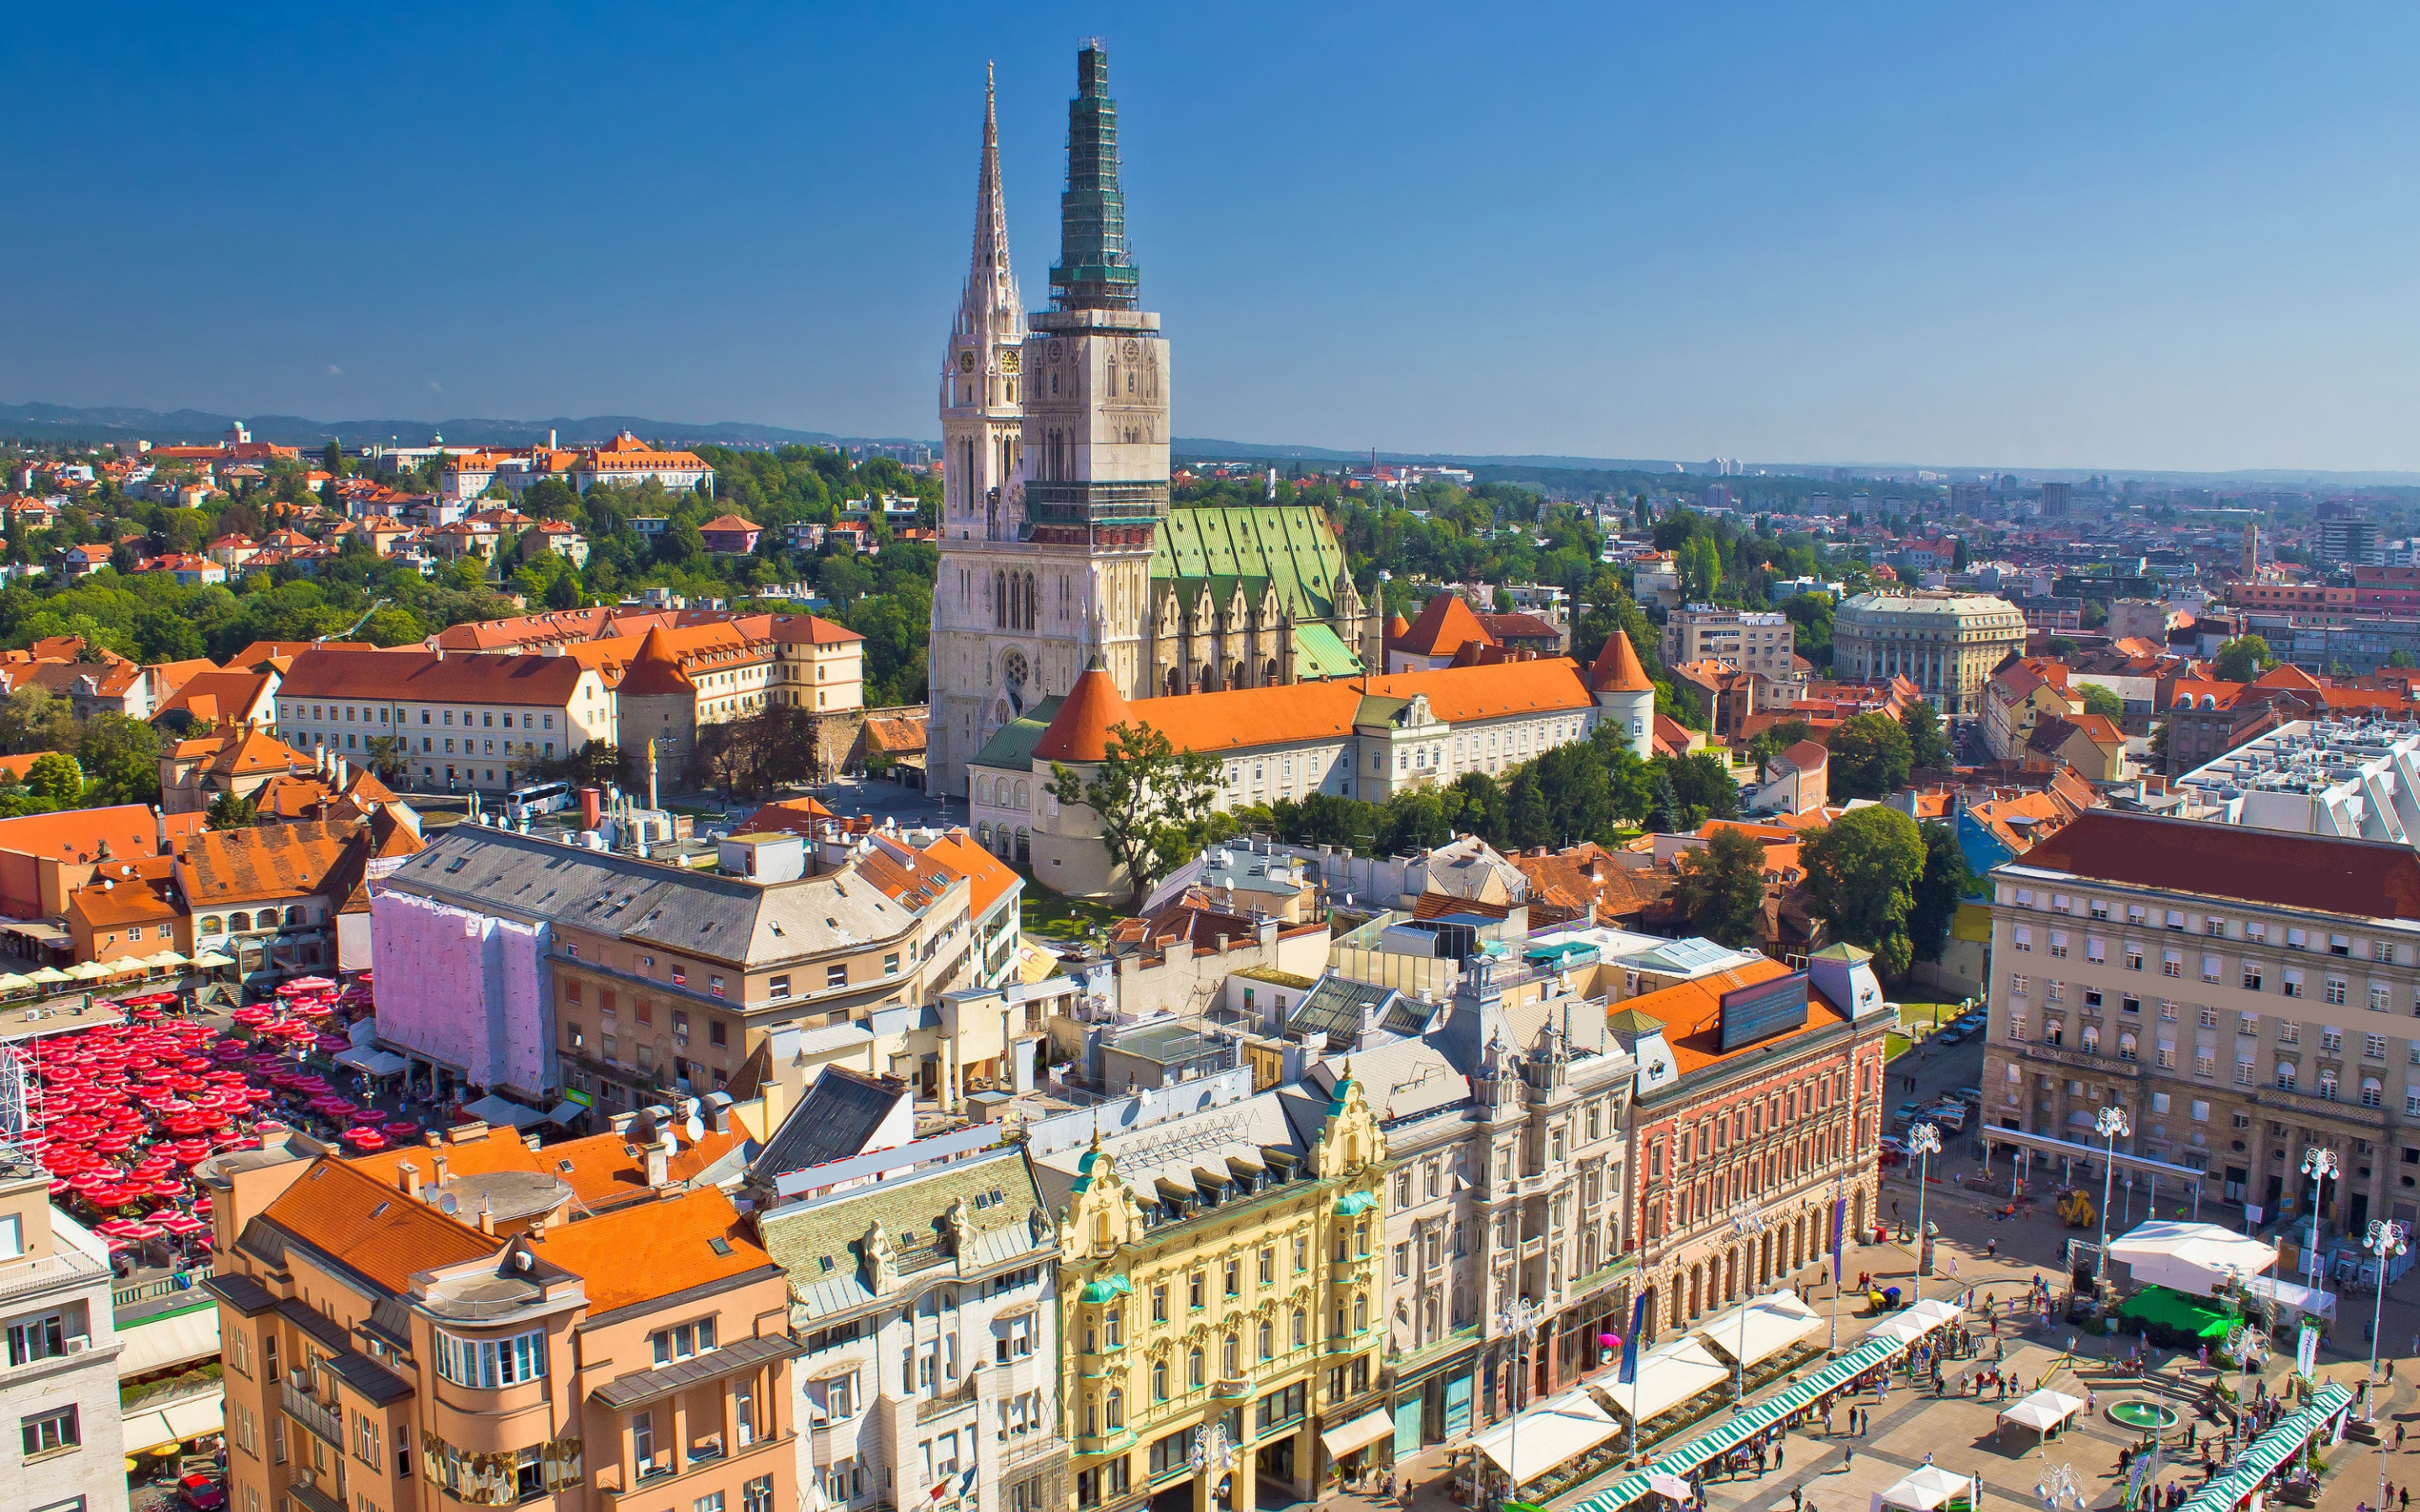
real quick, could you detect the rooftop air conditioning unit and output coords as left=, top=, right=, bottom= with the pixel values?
left=62, top=1336, right=90, bottom=1355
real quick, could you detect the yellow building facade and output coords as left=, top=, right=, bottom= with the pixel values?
left=1051, top=1078, right=1390, bottom=1512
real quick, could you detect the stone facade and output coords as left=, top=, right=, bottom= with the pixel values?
left=1832, top=592, right=2028, bottom=717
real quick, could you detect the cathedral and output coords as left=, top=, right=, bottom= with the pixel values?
left=925, top=45, right=1386, bottom=799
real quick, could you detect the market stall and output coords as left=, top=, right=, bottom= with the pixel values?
left=1602, top=1337, right=1732, bottom=1424
left=1873, top=1465, right=1975, bottom=1512
left=1997, top=1389, right=2086, bottom=1444
left=1697, top=1290, right=1825, bottom=1370
left=1470, top=1389, right=1623, bottom=1489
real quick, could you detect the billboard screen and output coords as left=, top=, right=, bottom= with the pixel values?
left=1719, top=971, right=1810, bottom=1050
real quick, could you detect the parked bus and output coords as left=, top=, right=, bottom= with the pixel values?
left=505, top=780, right=574, bottom=822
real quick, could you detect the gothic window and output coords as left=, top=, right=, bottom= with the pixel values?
left=1023, top=573, right=1039, bottom=631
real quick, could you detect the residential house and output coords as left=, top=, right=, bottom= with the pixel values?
left=2024, top=712, right=2129, bottom=784
left=273, top=646, right=616, bottom=793
left=159, top=727, right=316, bottom=815
left=203, top=1115, right=794, bottom=1512
left=698, top=515, right=763, bottom=555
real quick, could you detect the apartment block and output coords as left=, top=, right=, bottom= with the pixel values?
left=1660, top=605, right=1795, bottom=679
left=0, top=1148, right=125, bottom=1512
left=1980, top=811, right=2420, bottom=1231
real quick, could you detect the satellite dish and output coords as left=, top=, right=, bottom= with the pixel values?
left=438, top=1193, right=459, bottom=1215
left=686, top=1116, right=705, bottom=1143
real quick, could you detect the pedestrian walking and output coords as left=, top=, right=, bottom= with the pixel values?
left=1777, top=1446, right=1786, bottom=1474
left=2396, top=1422, right=2406, bottom=1452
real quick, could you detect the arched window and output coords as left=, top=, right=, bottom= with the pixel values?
left=1015, top=828, right=1031, bottom=864
left=1151, top=1359, right=1168, bottom=1401
left=1291, top=1308, right=1306, bottom=1348
left=1353, top=1296, right=1367, bottom=1333
left=227, top=912, right=251, bottom=933
left=284, top=906, right=306, bottom=928
left=1013, top=780, right=1028, bottom=809
left=1265, top=659, right=1278, bottom=685
left=975, top=777, right=991, bottom=806
left=1023, top=573, right=1038, bottom=630
left=1222, top=1335, right=1238, bottom=1376
left=1257, top=1320, right=1271, bottom=1360
left=197, top=916, right=222, bottom=937
left=1105, top=1387, right=1123, bottom=1431
left=1187, top=1347, right=1204, bottom=1389
left=1165, top=668, right=1181, bottom=696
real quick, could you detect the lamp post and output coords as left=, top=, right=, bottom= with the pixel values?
left=2365, top=1220, right=2407, bottom=1424
left=2092, top=1105, right=2130, bottom=1292
left=1497, top=1295, right=1544, bottom=1506
left=1728, top=1201, right=1768, bottom=1403
left=1907, top=1122, right=1942, bottom=1279
left=1188, top=1417, right=1234, bottom=1512
left=2301, top=1146, right=2338, bottom=1302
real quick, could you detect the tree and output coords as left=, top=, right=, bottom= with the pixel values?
left=1828, top=711, right=1912, bottom=799
left=0, top=686, right=75, bottom=756
left=1658, top=751, right=1739, bottom=828
left=2079, top=684, right=2125, bottom=721
left=2212, top=635, right=2276, bottom=684
left=21, top=752, right=82, bottom=806
left=207, top=793, right=262, bottom=829
left=1672, top=827, right=1769, bottom=947
left=1046, top=721, right=1224, bottom=906
left=2389, top=650, right=2418, bottom=670
left=1802, top=806, right=1928, bottom=978
left=1900, top=701, right=1952, bottom=771
left=361, top=735, right=408, bottom=781
left=1907, top=822, right=1973, bottom=965
left=77, top=714, right=160, bottom=804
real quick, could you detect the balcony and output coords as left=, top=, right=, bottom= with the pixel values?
left=916, top=1372, right=979, bottom=1424
left=2016, top=1042, right=2141, bottom=1079
left=0, top=1247, right=110, bottom=1307
left=599, top=1431, right=792, bottom=1511
left=281, top=1376, right=345, bottom=1449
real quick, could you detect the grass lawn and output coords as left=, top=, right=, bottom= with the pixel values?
left=1018, top=870, right=1120, bottom=944
left=1885, top=1031, right=1912, bottom=1061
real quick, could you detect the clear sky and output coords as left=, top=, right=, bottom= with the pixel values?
left=8, top=3, right=2420, bottom=471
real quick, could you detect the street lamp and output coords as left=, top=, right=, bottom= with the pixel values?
left=1728, top=1201, right=1768, bottom=1403
left=1497, top=1296, right=1544, bottom=1504
left=1907, top=1122, right=1943, bottom=1278
left=2301, top=1146, right=2338, bottom=1302
left=1188, top=1418, right=1234, bottom=1510
left=2092, top=1105, right=2129, bottom=1292
left=2365, top=1220, right=2407, bottom=1425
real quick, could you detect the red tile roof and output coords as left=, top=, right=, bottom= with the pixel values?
left=1395, top=595, right=1494, bottom=659
left=2018, top=811, right=2420, bottom=920
left=1588, top=631, right=1654, bottom=694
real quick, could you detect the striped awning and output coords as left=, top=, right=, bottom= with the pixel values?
left=2177, top=1380, right=2350, bottom=1512
left=1571, top=1332, right=1910, bottom=1512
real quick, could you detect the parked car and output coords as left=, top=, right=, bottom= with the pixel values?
left=1928, top=1102, right=1968, bottom=1133
left=1950, top=1084, right=1983, bottom=1105
left=1891, top=1099, right=1925, bottom=1130
left=179, top=1473, right=226, bottom=1512
left=1933, top=1027, right=1968, bottom=1047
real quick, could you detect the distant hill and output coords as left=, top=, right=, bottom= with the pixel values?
left=0, top=402, right=912, bottom=451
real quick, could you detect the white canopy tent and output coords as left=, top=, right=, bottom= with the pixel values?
left=2245, top=1273, right=2337, bottom=1322
left=2107, top=1221, right=2277, bottom=1294
left=1867, top=1314, right=1930, bottom=1346
left=460, top=1095, right=548, bottom=1130
left=1604, top=1337, right=1732, bottom=1422
left=1997, top=1389, right=2086, bottom=1439
left=1904, top=1297, right=1965, bottom=1330
left=1872, top=1465, right=1975, bottom=1512
left=1320, top=1409, right=1397, bottom=1460
left=1470, top=1389, right=1623, bottom=1484
left=1698, top=1290, right=1825, bottom=1368
left=335, top=1046, right=409, bottom=1078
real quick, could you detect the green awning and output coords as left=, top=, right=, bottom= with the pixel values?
left=1571, top=1334, right=1908, bottom=1512
left=1335, top=1190, right=1380, bottom=1216
left=1078, top=1275, right=1133, bottom=1305
left=2177, top=1380, right=2349, bottom=1512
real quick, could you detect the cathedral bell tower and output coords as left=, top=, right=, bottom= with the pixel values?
left=940, top=63, right=1025, bottom=543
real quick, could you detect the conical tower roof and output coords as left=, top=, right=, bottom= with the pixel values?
left=1588, top=629, right=1654, bottom=694
left=955, top=61, right=1023, bottom=344
left=1050, top=42, right=1141, bottom=312
left=618, top=627, right=696, bottom=697
left=1034, top=664, right=1135, bottom=763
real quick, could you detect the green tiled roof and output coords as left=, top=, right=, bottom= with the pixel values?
left=1153, top=503, right=1349, bottom=620
left=1294, top=622, right=1364, bottom=678
left=755, top=1147, right=1050, bottom=1319
left=970, top=695, right=1063, bottom=771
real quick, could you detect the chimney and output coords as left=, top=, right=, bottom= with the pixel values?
left=644, top=1137, right=671, bottom=1189
left=431, top=1153, right=450, bottom=1184
left=154, top=806, right=168, bottom=852
left=397, top=1159, right=420, bottom=1199
left=477, top=1199, right=496, bottom=1236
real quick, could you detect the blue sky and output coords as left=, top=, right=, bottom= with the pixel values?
left=7, top=3, right=2420, bottom=470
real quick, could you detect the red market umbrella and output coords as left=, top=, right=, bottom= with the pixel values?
left=144, top=1178, right=185, bottom=1199
left=156, top=1212, right=204, bottom=1236
left=115, top=1221, right=164, bottom=1240
left=84, top=1185, right=135, bottom=1208
left=384, top=1121, right=421, bottom=1140
left=340, top=1128, right=387, bottom=1152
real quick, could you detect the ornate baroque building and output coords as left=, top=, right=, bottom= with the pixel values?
left=928, top=46, right=1384, bottom=799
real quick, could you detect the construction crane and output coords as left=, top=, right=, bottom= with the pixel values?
left=322, top=597, right=390, bottom=643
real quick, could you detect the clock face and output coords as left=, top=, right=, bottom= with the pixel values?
left=1122, top=339, right=1141, bottom=361
left=1049, top=339, right=1065, bottom=361
left=999, top=348, right=1021, bottom=374
left=959, top=351, right=976, bottom=372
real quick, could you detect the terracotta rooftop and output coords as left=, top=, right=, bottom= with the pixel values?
left=2015, top=810, right=2420, bottom=921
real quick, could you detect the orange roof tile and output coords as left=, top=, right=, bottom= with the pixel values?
left=259, top=1157, right=500, bottom=1293
left=529, top=1185, right=769, bottom=1313
left=1588, top=631, right=1655, bottom=694
left=1395, top=594, right=1495, bottom=659
left=919, top=828, right=1020, bottom=920
left=1034, top=667, right=1136, bottom=762
left=1634, top=956, right=1855, bottom=1079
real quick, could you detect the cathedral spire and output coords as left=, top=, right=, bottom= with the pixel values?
left=959, top=61, right=1019, bottom=340
left=1050, top=39, right=1141, bottom=312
